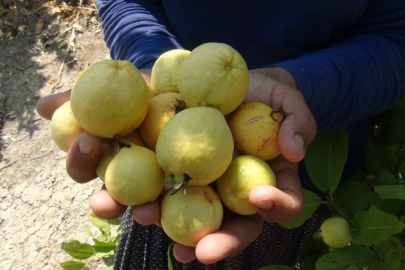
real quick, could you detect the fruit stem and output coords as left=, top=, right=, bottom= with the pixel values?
left=166, top=174, right=192, bottom=196
left=114, top=136, right=132, bottom=150
left=170, top=98, right=186, bottom=114
left=270, top=106, right=287, bottom=123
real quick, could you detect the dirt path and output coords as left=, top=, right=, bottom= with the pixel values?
left=0, top=1, right=113, bottom=269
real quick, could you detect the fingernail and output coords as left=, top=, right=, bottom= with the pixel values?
left=256, top=200, right=275, bottom=211
left=79, top=139, right=93, bottom=155
left=293, top=133, right=305, bottom=156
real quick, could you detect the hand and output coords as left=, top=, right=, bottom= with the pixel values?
left=35, top=69, right=152, bottom=220
left=170, top=67, right=317, bottom=264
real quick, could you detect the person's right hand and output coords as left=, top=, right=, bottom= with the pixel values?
left=35, top=69, right=154, bottom=221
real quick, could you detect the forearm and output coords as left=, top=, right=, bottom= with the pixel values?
left=97, top=0, right=184, bottom=69
left=274, top=34, right=405, bottom=131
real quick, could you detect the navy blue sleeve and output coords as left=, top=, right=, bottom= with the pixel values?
left=97, top=0, right=183, bottom=69
left=274, top=0, right=405, bottom=132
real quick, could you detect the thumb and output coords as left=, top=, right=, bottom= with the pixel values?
left=278, top=104, right=317, bottom=163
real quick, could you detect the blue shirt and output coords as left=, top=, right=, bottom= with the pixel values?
left=97, top=0, right=405, bottom=197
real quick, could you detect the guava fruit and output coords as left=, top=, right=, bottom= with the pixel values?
left=50, top=101, right=85, bottom=152
left=70, top=60, right=149, bottom=138
left=105, top=142, right=165, bottom=206
left=139, top=92, right=185, bottom=151
left=151, top=49, right=191, bottom=94
left=178, top=42, right=249, bottom=115
left=216, top=155, right=276, bottom=215
left=96, top=129, right=147, bottom=181
left=319, top=217, right=352, bottom=249
left=156, top=107, right=234, bottom=194
left=161, top=185, right=223, bottom=247
left=229, top=102, right=285, bottom=161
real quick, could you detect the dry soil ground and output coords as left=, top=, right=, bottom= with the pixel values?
left=0, top=1, right=114, bottom=269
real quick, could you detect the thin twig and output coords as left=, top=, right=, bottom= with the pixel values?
left=0, top=160, right=18, bottom=172
left=325, top=195, right=355, bottom=227
left=52, top=0, right=84, bottom=91
left=30, top=151, right=54, bottom=160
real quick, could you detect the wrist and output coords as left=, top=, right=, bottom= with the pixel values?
left=139, top=69, right=152, bottom=86
left=256, top=67, right=297, bottom=89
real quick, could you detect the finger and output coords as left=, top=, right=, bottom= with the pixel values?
left=277, top=101, right=317, bottom=162
left=194, top=214, right=263, bottom=264
left=173, top=244, right=196, bottom=264
left=36, top=90, right=71, bottom=120
left=139, top=69, right=152, bottom=86
left=66, top=132, right=102, bottom=183
left=89, top=189, right=127, bottom=220
left=131, top=199, right=162, bottom=227
left=249, top=158, right=304, bottom=223
left=271, top=84, right=317, bottom=163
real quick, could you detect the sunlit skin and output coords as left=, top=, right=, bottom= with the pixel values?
left=36, top=67, right=316, bottom=264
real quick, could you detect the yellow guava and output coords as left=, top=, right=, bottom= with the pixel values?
left=216, top=155, right=276, bottom=215
left=319, top=217, right=352, bottom=249
left=96, top=129, right=148, bottom=181
left=178, top=42, right=249, bottom=115
left=156, top=107, right=233, bottom=193
left=139, top=92, right=185, bottom=151
left=161, top=185, right=223, bottom=247
left=151, top=49, right=191, bottom=95
left=104, top=143, right=165, bottom=206
left=50, top=101, right=86, bottom=152
left=147, top=85, right=156, bottom=100
left=229, top=102, right=284, bottom=161
left=70, top=60, right=149, bottom=138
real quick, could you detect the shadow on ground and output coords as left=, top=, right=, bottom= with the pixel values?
left=0, top=0, right=99, bottom=154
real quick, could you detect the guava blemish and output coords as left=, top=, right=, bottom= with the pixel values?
left=230, top=187, right=237, bottom=197
left=203, top=192, right=212, bottom=203
left=244, top=116, right=263, bottom=126
left=114, top=64, right=124, bottom=70
left=257, top=136, right=276, bottom=152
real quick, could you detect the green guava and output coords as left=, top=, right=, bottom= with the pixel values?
left=216, top=155, right=276, bottom=215
left=319, top=217, right=352, bottom=249
left=105, top=143, right=165, bottom=206
left=156, top=107, right=234, bottom=194
left=160, top=185, right=223, bottom=247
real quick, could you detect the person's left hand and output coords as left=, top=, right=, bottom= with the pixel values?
left=140, top=67, right=317, bottom=264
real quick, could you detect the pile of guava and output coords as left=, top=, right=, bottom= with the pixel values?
left=49, top=43, right=287, bottom=247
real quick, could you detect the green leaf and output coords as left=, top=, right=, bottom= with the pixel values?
left=371, top=169, right=397, bottom=185
left=374, top=184, right=405, bottom=200
left=304, top=127, right=349, bottom=194
left=372, top=97, right=405, bottom=126
left=280, top=189, right=322, bottom=229
left=258, top=266, right=294, bottom=270
left=168, top=243, right=174, bottom=270
left=103, top=267, right=113, bottom=270
left=92, top=241, right=117, bottom=254
left=345, top=266, right=357, bottom=270
left=107, top=217, right=121, bottom=226
left=371, top=195, right=402, bottom=215
left=342, top=171, right=368, bottom=183
left=352, top=206, right=405, bottom=246
left=85, top=227, right=97, bottom=242
left=373, top=236, right=404, bottom=270
left=333, top=181, right=373, bottom=218
left=368, top=261, right=387, bottom=270
left=365, top=136, right=397, bottom=175
left=378, top=99, right=405, bottom=146
left=303, top=255, right=318, bottom=270
left=60, top=261, right=86, bottom=270
left=394, top=153, right=405, bottom=177
left=315, top=246, right=379, bottom=270
left=61, top=240, right=95, bottom=260
left=89, top=212, right=111, bottom=237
